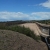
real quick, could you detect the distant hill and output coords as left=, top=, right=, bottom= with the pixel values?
left=0, top=20, right=27, bottom=26
left=0, top=19, right=50, bottom=27
left=36, top=19, right=50, bottom=25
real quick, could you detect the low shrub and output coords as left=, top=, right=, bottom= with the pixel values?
left=0, top=25, right=40, bottom=41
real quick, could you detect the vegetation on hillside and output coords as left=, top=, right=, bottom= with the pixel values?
left=37, top=19, right=50, bottom=25
left=0, top=24, right=40, bottom=41
left=1, top=19, right=50, bottom=41
left=1, top=20, right=49, bottom=41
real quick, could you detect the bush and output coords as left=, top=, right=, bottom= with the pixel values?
left=9, top=26, right=41, bottom=41
left=0, top=25, right=40, bottom=41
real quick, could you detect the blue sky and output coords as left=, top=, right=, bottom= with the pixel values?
left=0, top=0, right=50, bottom=21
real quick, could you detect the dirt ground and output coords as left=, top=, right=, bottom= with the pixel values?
left=20, top=23, right=41, bottom=36
left=20, top=23, right=49, bottom=37
left=0, top=30, right=48, bottom=50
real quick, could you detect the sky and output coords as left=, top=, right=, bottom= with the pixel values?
left=0, top=0, right=50, bottom=21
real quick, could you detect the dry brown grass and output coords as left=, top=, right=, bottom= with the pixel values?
left=0, top=30, right=48, bottom=50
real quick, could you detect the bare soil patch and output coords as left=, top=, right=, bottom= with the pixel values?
left=20, top=23, right=41, bottom=36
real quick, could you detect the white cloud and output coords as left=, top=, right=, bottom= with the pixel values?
left=39, top=0, right=50, bottom=8
left=0, top=11, right=29, bottom=21
left=31, top=12, right=50, bottom=20
left=0, top=11, right=50, bottom=21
